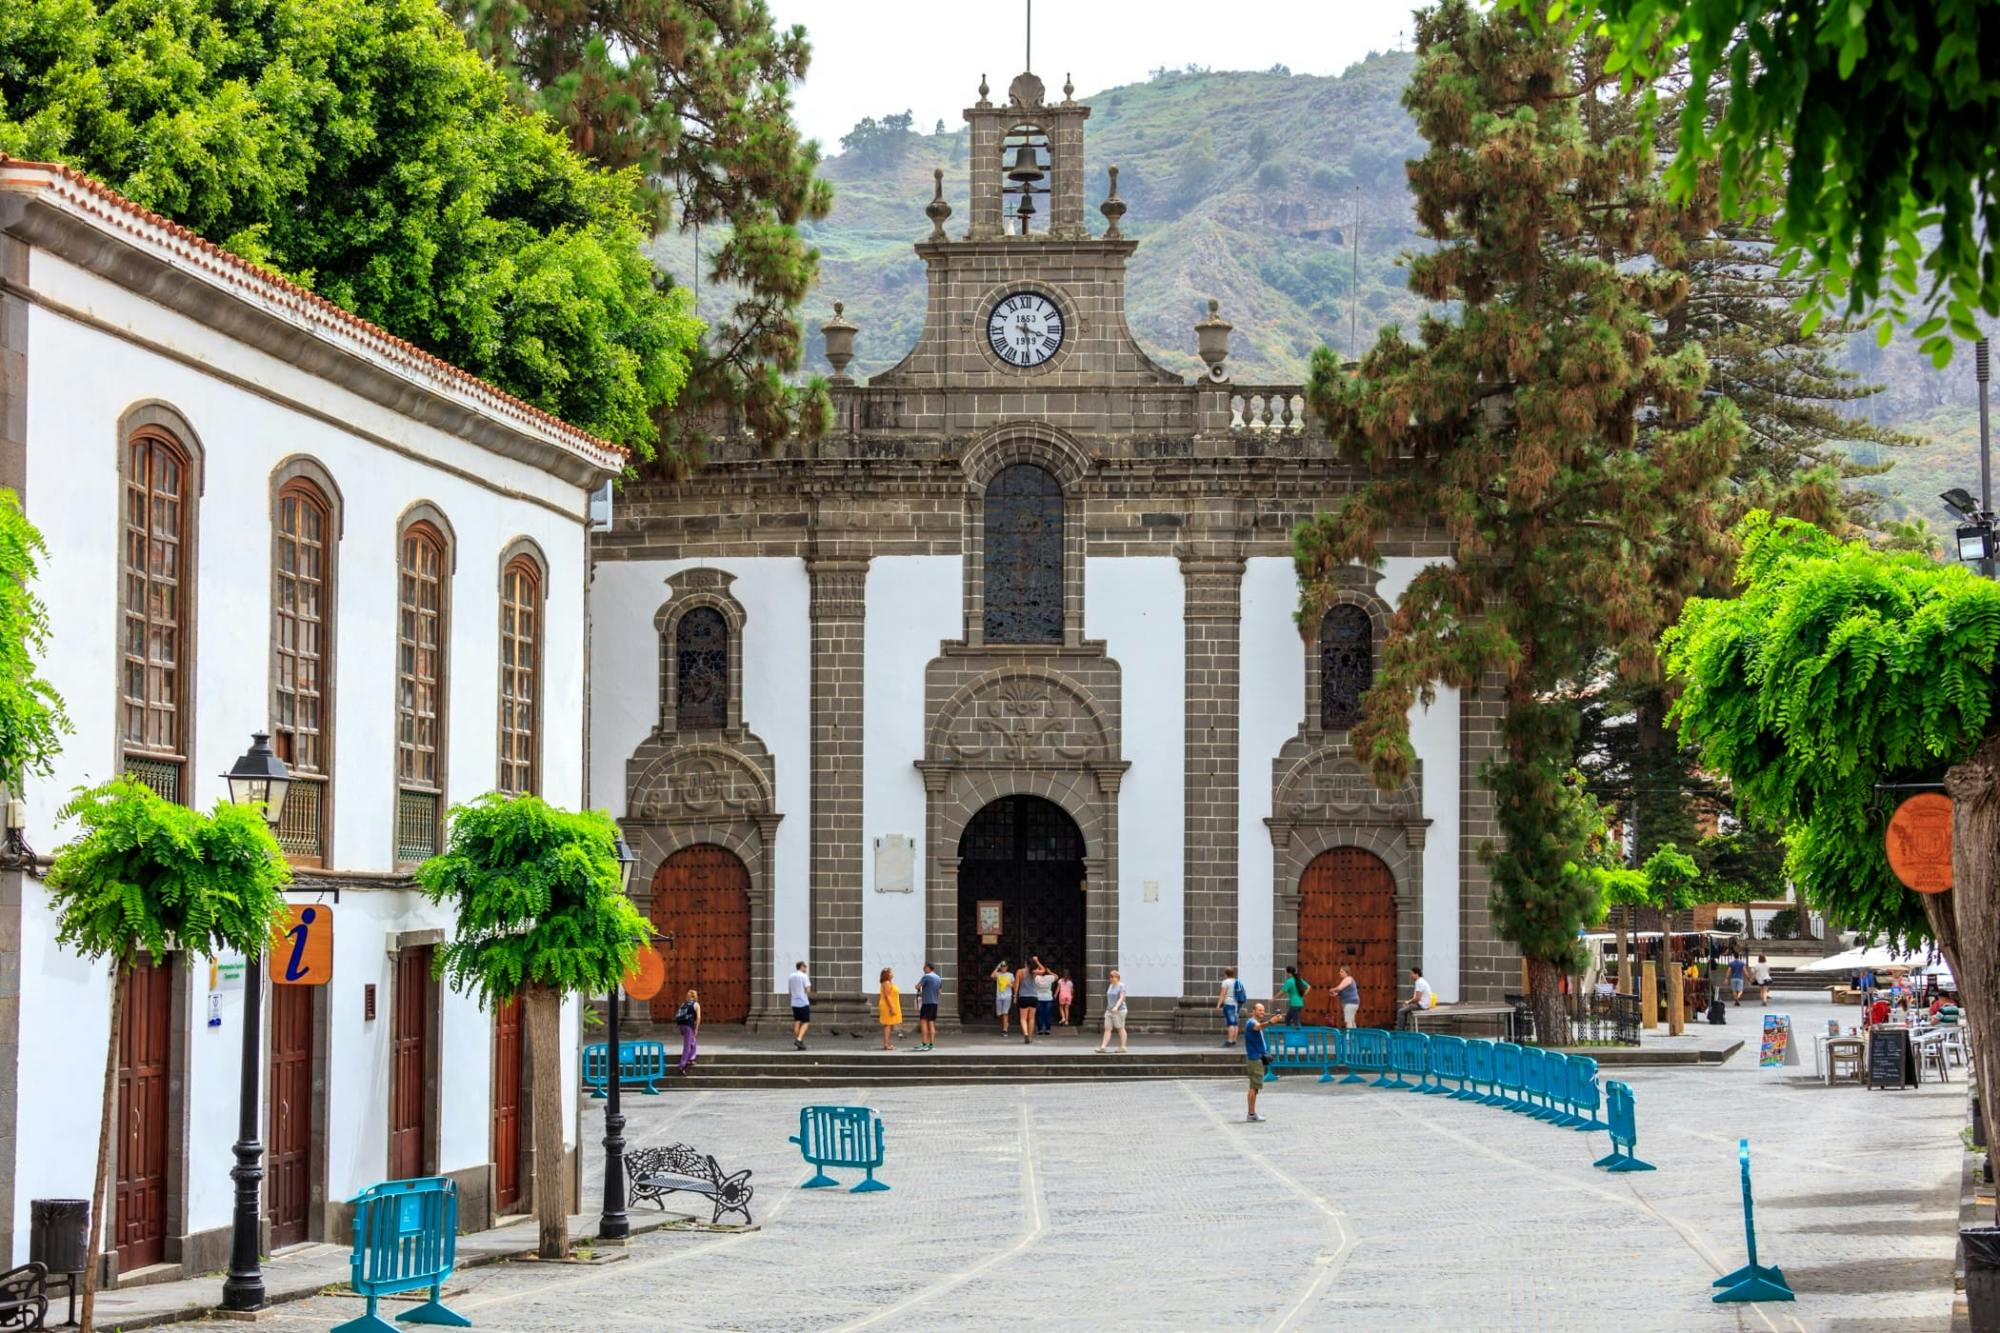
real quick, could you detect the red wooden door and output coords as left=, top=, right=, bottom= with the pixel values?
left=267, top=984, right=314, bottom=1248
left=1299, top=848, right=1398, bottom=1027
left=649, top=846, right=751, bottom=1024
left=389, top=947, right=431, bottom=1180
left=491, top=997, right=523, bottom=1214
left=115, top=959, right=172, bottom=1271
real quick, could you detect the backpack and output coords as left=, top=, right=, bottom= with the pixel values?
left=1233, top=978, right=1247, bottom=1006
left=675, top=999, right=696, bottom=1026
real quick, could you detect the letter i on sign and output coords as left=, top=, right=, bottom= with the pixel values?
left=271, top=903, right=334, bottom=985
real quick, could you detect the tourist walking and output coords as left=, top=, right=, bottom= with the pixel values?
left=1019, top=960, right=1037, bottom=1043
left=1336, top=966, right=1360, bottom=1029
left=993, top=960, right=1015, bottom=1033
left=1243, top=1002, right=1270, bottom=1122
left=1097, top=968, right=1129, bottom=1053
left=1279, top=964, right=1310, bottom=1026
left=1057, top=970, right=1075, bottom=1026
left=878, top=967, right=903, bottom=1051
left=1218, top=967, right=1245, bottom=1047
left=1727, top=949, right=1747, bottom=1005
left=1035, top=959, right=1058, bottom=1035
left=917, top=962, right=943, bottom=1051
left=1753, top=954, right=1772, bottom=1006
left=1397, top=966, right=1433, bottom=1029
left=674, top=988, right=701, bottom=1073
left=789, top=960, right=813, bottom=1050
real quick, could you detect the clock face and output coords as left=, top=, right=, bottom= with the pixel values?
left=986, top=292, right=1065, bottom=368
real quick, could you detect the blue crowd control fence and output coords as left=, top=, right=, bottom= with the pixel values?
left=1543, top=1052, right=1582, bottom=1127
left=581, top=1040, right=669, bottom=1098
left=1519, top=1046, right=1548, bottom=1118
left=1592, top=1080, right=1656, bottom=1172
left=331, top=1177, right=468, bottom=1333
left=1464, top=1036, right=1497, bottom=1103
left=790, top=1105, right=890, bottom=1193
left=1265, top=1026, right=1338, bottom=1084
left=1493, top=1041, right=1524, bottom=1110
left=1567, top=1055, right=1607, bottom=1131
left=1388, top=1030, right=1429, bottom=1091
left=1426, top=1034, right=1468, bottom=1098
left=1713, top=1139, right=1793, bottom=1302
left=1346, top=1028, right=1392, bottom=1086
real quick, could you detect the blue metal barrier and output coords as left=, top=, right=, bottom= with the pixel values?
left=1566, top=1055, right=1607, bottom=1132
left=790, top=1105, right=890, bottom=1193
left=1713, top=1139, right=1793, bottom=1302
left=1338, top=1027, right=1371, bottom=1085
left=1592, top=1080, right=1656, bottom=1172
left=331, top=1177, right=468, bottom=1333
left=1492, top=1041, right=1524, bottom=1109
left=1425, top=1034, right=1467, bottom=1097
left=1264, top=1026, right=1338, bottom=1084
left=1348, top=1028, right=1394, bottom=1087
left=1464, top=1037, right=1497, bottom=1103
left=581, top=1040, right=669, bottom=1098
left=1539, top=1052, right=1579, bottom=1126
left=1519, top=1045, right=1550, bottom=1118
left=1388, top=1030, right=1429, bottom=1091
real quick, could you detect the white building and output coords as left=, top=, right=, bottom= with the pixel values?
left=0, top=158, right=619, bottom=1281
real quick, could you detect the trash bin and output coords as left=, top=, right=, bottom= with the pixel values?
left=1964, top=1225, right=2000, bottom=1332
left=28, top=1199, right=88, bottom=1278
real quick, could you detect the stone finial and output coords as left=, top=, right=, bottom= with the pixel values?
left=1063, top=72, right=1075, bottom=102
left=926, top=168, right=952, bottom=240
left=1099, top=165, right=1126, bottom=239
left=821, top=302, right=859, bottom=383
left=1008, top=71, right=1046, bottom=109
left=977, top=73, right=991, bottom=107
left=1195, top=299, right=1233, bottom=380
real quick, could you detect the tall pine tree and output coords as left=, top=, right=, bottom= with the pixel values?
left=1295, top=0, right=1742, bottom=1040
left=449, top=0, right=835, bottom=465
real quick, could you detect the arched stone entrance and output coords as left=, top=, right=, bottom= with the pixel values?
left=955, top=796, right=1089, bottom=1026
left=649, top=845, right=752, bottom=1024
left=1298, top=848, right=1398, bottom=1027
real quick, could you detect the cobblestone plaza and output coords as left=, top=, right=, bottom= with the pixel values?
left=162, top=1001, right=1965, bottom=1331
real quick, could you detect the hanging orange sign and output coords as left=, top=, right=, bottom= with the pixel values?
left=269, top=904, right=333, bottom=984
left=623, top=944, right=666, bottom=1000
left=1886, top=792, right=1953, bottom=894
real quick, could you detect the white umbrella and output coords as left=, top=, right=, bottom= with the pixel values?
left=1794, top=945, right=1928, bottom=974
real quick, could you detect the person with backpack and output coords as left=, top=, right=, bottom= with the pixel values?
left=1218, top=967, right=1247, bottom=1047
left=674, top=988, right=701, bottom=1073
left=1279, top=964, right=1311, bottom=1026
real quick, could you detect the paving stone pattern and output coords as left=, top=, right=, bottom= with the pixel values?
left=168, top=1000, right=1962, bottom=1330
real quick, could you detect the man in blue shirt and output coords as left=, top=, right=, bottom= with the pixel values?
left=916, top=962, right=944, bottom=1052
left=1243, top=1002, right=1270, bottom=1122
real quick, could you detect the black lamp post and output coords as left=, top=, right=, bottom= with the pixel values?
left=220, top=733, right=291, bottom=1313
left=598, top=834, right=638, bottom=1242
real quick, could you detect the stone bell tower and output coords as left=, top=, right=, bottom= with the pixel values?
left=965, top=70, right=1092, bottom=240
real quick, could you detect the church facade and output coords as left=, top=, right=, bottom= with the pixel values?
left=589, top=72, right=1512, bottom=1030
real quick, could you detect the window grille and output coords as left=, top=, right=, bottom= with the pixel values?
left=982, top=464, right=1064, bottom=644
left=498, top=558, right=540, bottom=793
left=675, top=607, right=728, bottom=731
left=1319, top=604, right=1374, bottom=731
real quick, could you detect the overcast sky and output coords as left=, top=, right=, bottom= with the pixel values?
left=768, top=0, right=1419, bottom=152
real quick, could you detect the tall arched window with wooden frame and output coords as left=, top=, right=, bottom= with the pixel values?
left=397, top=521, right=448, bottom=864
left=272, top=477, right=333, bottom=862
left=1318, top=604, right=1374, bottom=731
left=497, top=554, right=542, bottom=794
left=122, top=429, right=192, bottom=801
left=983, top=463, right=1064, bottom=644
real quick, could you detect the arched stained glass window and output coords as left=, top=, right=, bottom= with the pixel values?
left=983, top=463, right=1064, bottom=644
left=676, top=607, right=728, bottom=730
left=1319, top=604, right=1374, bottom=731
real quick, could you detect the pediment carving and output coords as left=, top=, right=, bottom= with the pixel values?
left=928, top=668, right=1111, bottom=764
left=628, top=742, right=774, bottom=820
left=1274, top=748, right=1421, bottom=825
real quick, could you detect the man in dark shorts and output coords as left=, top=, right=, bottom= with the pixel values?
left=1244, top=1002, right=1270, bottom=1122
left=788, top=960, right=813, bottom=1050
left=916, top=962, right=943, bottom=1051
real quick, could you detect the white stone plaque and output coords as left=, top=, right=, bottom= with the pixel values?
left=874, top=835, right=915, bottom=893
left=1143, top=879, right=1159, bottom=904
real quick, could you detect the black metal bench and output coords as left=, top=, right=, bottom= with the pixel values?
left=624, top=1144, right=754, bottom=1226
left=0, top=1262, right=48, bottom=1331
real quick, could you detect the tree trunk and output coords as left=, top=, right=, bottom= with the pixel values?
left=1615, top=903, right=1634, bottom=997
left=523, top=983, right=567, bottom=1259
left=82, top=965, right=128, bottom=1333
left=1943, top=738, right=2000, bottom=1221
left=1527, top=956, right=1568, bottom=1046
left=1665, top=931, right=1685, bottom=1036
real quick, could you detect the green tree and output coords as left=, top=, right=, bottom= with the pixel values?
left=840, top=110, right=916, bottom=166
left=1175, top=125, right=1218, bottom=204
left=0, top=0, right=698, bottom=456
left=1247, top=125, right=1275, bottom=165
left=447, top=0, right=834, bottom=462
left=1663, top=511, right=2000, bottom=1174
left=1529, top=0, right=2000, bottom=367
left=0, top=490, right=68, bottom=792
left=416, top=793, right=649, bottom=1258
left=44, top=778, right=290, bottom=1328
left=1293, top=0, right=1742, bottom=1043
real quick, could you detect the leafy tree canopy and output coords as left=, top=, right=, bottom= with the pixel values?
left=0, top=0, right=699, bottom=454
left=1527, top=0, right=2000, bottom=366
left=1662, top=510, right=2000, bottom=941
left=0, top=490, right=68, bottom=791
left=44, top=777, right=292, bottom=966
left=415, top=793, right=649, bottom=1006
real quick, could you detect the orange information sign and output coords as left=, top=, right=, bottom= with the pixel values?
left=623, top=944, right=666, bottom=1001
left=1886, top=792, right=1953, bottom=894
left=270, top=904, right=333, bottom=984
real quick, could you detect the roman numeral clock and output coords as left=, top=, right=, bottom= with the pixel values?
left=986, top=291, right=1065, bottom=367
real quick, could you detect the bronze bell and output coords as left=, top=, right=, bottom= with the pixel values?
left=1006, top=143, right=1045, bottom=184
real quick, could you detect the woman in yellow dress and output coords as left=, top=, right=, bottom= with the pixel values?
left=878, top=967, right=903, bottom=1051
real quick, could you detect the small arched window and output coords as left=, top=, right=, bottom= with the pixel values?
left=983, top=463, right=1064, bottom=644
left=498, top=556, right=542, bottom=794
left=675, top=607, right=729, bottom=731
left=1319, top=604, right=1374, bottom=731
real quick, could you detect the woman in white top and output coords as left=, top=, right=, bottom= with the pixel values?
left=1096, top=969, right=1130, bottom=1054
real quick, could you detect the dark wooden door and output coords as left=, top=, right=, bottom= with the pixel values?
left=491, top=997, right=524, bottom=1214
left=115, top=959, right=172, bottom=1271
left=1299, top=848, right=1397, bottom=1027
left=955, top=797, right=1088, bottom=1025
left=649, top=846, right=751, bottom=1024
left=389, top=946, right=431, bottom=1180
left=267, top=984, right=314, bottom=1248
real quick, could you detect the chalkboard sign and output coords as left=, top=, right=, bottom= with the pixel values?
left=1868, top=1027, right=1915, bottom=1089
